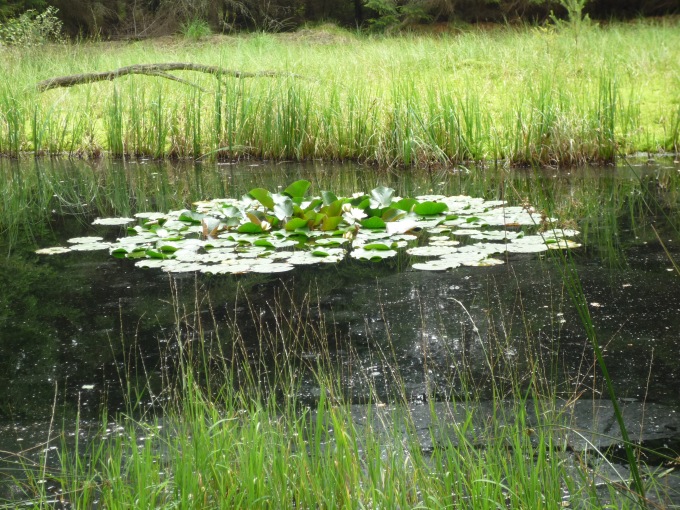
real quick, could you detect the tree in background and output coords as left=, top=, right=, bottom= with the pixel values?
left=0, top=0, right=677, bottom=38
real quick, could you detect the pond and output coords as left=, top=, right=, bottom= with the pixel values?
left=1, top=157, right=680, bottom=464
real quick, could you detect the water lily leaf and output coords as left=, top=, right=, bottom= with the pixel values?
left=135, top=212, right=167, bottom=220
left=146, top=249, right=171, bottom=259
left=322, top=191, right=338, bottom=206
left=246, top=210, right=267, bottom=225
left=321, top=215, right=343, bottom=232
left=70, top=242, right=112, bottom=251
left=178, top=210, right=204, bottom=224
left=350, top=248, right=397, bottom=261
left=202, top=217, right=221, bottom=239
left=312, top=250, right=330, bottom=257
left=394, top=198, right=418, bottom=212
left=381, top=208, right=406, bottom=222
left=407, top=245, right=458, bottom=257
left=284, top=180, right=311, bottom=199
left=315, top=237, right=348, bottom=246
left=248, top=188, right=275, bottom=209
left=254, top=239, right=275, bottom=248
left=320, top=200, right=343, bottom=218
left=238, top=222, right=264, bottom=234
left=414, top=201, right=448, bottom=216
left=157, top=241, right=180, bottom=253
left=68, top=236, right=104, bottom=244
left=251, top=263, right=294, bottom=273
left=362, top=243, right=392, bottom=251
left=412, top=259, right=461, bottom=271
left=285, top=218, right=310, bottom=231
left=92, top=217, right=135, bottom=226
left=303, top=198, right=323, bottom=212
left=36, top=246, right=71, bottom=255
left=370, top=186, right=395, bottom=209
left=360, top=217, right=386, bottom=230
left=386, top=220, right=418, bottom=235
left=273, top=196, right=294, bottom=221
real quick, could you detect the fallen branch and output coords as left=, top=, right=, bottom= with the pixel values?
left=36, top=63, right=300, bottom=92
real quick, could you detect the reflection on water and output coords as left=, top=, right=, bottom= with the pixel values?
left=0, top=158, right=679, bottom=430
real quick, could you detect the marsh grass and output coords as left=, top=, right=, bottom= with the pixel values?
left=1, top=20, right=678, bottom=165
left=4, top=263, right=675, bottom=508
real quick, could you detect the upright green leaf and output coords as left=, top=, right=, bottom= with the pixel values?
left=284, top=180, right=311, bottom=198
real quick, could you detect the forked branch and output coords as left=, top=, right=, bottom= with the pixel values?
left=36, top=63, right=300, bottom=92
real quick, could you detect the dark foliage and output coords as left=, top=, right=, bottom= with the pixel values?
left=0, top=0, right=677, bottom=37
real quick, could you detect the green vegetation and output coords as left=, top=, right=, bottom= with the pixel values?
left=1, top=20, right=678, bottom=165
left=5, top=280, right=676, bottom=508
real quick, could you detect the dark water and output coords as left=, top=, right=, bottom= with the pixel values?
left=1, top=158, right=680, bottom=438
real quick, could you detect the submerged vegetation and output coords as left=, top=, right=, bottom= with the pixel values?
left=0, top=19, right=678, bottom=165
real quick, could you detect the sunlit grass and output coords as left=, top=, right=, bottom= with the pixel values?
left=0, top=19, right=678, bottom=166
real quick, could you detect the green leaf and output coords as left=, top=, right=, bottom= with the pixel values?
left=273, top=196, right=294, bottom=220
left=414, top=201, right=448, bottom=216
left=394, top=198, right=418, bottom=212
left=254, top=239, right=275, bottom=248
left=178, top=210, right=204, bottom=224
left=363, top=243, right=391, bottom=250
left=285, top=218, right=310, bottom=231
left=320, top=199, right=343, bottom=218
left=321, top=215, right=343, bottom=232
left=238, top=222, right=264, bottom=234
left=381, top=207, right=406, bottom=222
left=361, top=217, right=386, bottom=229
left=248, top=188, right=275, bottom=209
left=311, top=250, right=329, bottom=257
left=146, top=249, right=170, bottom=259
left=304, top=198, right=323, bottom=212
left=370, top=186, right=395, bottom=208
left=321, top=191, right=338, bottom=206
left=284, top=180, right=311, bottom=199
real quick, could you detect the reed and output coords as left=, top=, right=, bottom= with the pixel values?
left=5, top=273, right=673, bottom=509
left=0, top=20, right=677, bottom=166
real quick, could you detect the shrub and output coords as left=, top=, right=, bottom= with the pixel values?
left=0, top=6, right=64, bottom=46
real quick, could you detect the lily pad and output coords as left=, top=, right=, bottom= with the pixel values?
left=36, top=246, right=71, bottom=255
left=92, top=217, right=135, bottom=226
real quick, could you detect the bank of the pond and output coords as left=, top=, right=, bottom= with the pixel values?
left=0, top=20, right=678, bottom=165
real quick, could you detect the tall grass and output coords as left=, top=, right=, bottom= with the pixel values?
left=4, top=274, right=674, bottom=509
left=0, top=20, right=678, bottom=165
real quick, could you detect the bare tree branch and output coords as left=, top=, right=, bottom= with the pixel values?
left=36, top=63, right=301, bottom=92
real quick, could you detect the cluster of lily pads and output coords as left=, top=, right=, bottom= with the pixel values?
left=36, top=180, right=580, bottom=274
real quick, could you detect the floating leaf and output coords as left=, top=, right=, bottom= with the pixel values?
left=414, top=201, right=448, bottom=216
left=36, top=246, right=71, bottom=255
left=237, top=222, right=264, bottom=234
left=350, top=248, right=397, bottom=261
left=362, top=243, right=392, bottom=251
left=92, top=217, right=135, bottom=226
left=360, top=217, right=386, bottom=230
left=68, top=236, right=104, bottom=244
left=177, top=210, right=204, bottom=224
left=394, top=198, right=418, bottom=212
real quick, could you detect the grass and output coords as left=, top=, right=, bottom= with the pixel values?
left=3, top=276, right=676, bottom=509
left=2, top=158, right=680, bottom=506
left=0, top=19, right=678, bottom=166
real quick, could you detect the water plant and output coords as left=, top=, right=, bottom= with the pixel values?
left=36, top=181, right=582, bottom=274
